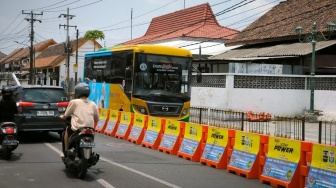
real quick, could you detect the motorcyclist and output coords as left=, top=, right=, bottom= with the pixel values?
left=0, top=86, right=18, bottom=123
left=60, top=83, right=99, bottom=157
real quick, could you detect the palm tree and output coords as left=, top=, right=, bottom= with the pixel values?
left=84, top=30, right=105, bottom=51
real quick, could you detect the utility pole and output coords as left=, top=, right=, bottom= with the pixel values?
left=22, top=10, right=42, bottom=85
left=131, top=8, right=133, bottom=40
left=75, top=29, right=78, bottom=85
left=59, top=8, right=76, bottom=94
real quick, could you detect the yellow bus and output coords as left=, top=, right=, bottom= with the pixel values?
left=84, top=44, right=194, bottom=122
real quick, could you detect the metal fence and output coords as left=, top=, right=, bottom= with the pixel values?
left=190, top=106, right=306, bottom=141
left=318, top=119, right=336, bottom=146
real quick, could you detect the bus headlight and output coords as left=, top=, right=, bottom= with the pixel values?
left=133, top=105, right=148, bottom=115
left=181, top=108, right=189, bottom=117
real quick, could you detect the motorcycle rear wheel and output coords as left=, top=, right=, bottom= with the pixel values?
left=77, top=158, right=88, bottom=179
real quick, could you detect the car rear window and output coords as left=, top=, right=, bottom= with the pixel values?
left=19, top=88, right=68, bottom=103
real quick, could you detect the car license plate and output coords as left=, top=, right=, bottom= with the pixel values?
left=2, top=139, right=18, bottom=146
left=37, top=111, right=54, bottom=116
left=80, top=141, right=95, bottom=148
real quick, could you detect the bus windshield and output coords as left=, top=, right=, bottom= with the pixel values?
left=133, top=53, right=191, bottom=99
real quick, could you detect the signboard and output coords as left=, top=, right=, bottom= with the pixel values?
left=96, top=108, right=109, bottom=130
left=129, top=113, right=146, bottom=139
left=116, top=111, right=132, bottom=135
left=229, top=131, right=260, bottom=171
left=179, top=123, right=202, bottom=155
left=262, top=137, right=301, bottom=182
left=160, top=119, right=181, bottom=149
left=143, top=116, right=162, bottom=144
left=73, top=63, right=78, bottom=73
left=306, top=144, right=336, bottom=188
left=202, top=126, right=228, bottom=162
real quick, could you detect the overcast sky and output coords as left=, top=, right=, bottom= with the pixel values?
left=0, top=0, right=281, bottom=55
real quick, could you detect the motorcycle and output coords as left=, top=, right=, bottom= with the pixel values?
left=0, top=122, right=19, bottom=160
left=61, top=118, right=100, bottom=179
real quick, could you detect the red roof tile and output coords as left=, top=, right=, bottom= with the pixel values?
left=122, top=3, right=239, bottom=45
left=0, top=39, right=57, bottom=64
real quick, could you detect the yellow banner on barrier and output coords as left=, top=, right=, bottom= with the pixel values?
left=311, top=144, right=336, bottom=172
left=268, top=137, right=301, bottom=163
left=100, top=108, right=109, bottom=120
left=133, top=113, right=146, bottom=128
left=184, top=123, right=202, bottom=142
left=120, top=111, right=132, bottom=125
left=206, top=126, right=228, bottom=147
left=164, top=119, right=181, bottom=137
left=234, top=131, right=260, bottom=155
left=109, top=110, right=119, bottom=122
left=147, top=116, right=162, bottom=132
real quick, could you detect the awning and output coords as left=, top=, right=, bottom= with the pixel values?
left=210, top=40, right=336, bottom=60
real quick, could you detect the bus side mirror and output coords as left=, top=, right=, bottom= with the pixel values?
left=196, top=72, right=202, bottom=83
left=125, top=67, right=132, bottom=79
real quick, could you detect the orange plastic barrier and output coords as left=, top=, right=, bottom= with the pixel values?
left=115, top=112, right=134, bottom=140
left=95, top=108, right=110, bottom=133
left=128, top=114, right=148, bottom=145
left=200, top=127, right=232, bottom=169
left=103, top=110, right=120, bottom=137
left=227, top=131, right=267, bottom=178
left=302, top=143, right=336, bottom=188
left=158, top=119, right=185, bottom=155
left=259, top=137, right=303, bottom=188
left=141, top=116, right=164, bottom=150
left=177, top=123, right=208, bottom=162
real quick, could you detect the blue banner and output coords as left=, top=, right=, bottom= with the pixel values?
left=160, top=134, right=178, bottom=149
left=143, top=130, right=158, bottom=144
left=306, top=167, right=336, bottom=188
left=88, top=81, right=110, bottom=108
left=129, top=126, right=142, bottom=139
left=179, top=138, right=199, bottom=155
left=202, top=144, right=225, bottom=162
left=229, top=149, right=257, bottom=171
left=262, top=157, right=298, bottom=182
left=116, top=123, right=129, bottom=135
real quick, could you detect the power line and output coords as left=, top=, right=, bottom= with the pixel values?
left=22, top=10, right=43, bottom=84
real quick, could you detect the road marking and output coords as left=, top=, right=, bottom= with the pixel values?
left=100, top=157, right=181, bottom=188
left=44, top=143, right=115, bottom=188
left=45, top=143, right=181, bottom=188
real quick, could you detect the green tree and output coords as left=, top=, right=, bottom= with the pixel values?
left=84, top=30, right=105, bottom=51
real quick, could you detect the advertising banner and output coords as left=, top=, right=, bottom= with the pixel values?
left=116, top=111, right=132, bottom=135
left=129, top=113, right=146, bottom=139
left=96, top=108, right=109, bottom=130
left=201, top=127, right=228, bottom=162
left=306, top=144, right=336, bottom=188
left=143, top=116, right=162, bottom=144
left=179, top=123, right=202, bottom=155
left=105, top=110, right=119, bottom=132
left=160, top=119, right=181, bottom=149
left=262, top=137, right=301, bottom=182
left=88, top=82, right=110, bottom=109
left=229, top=131, right=260, bottom=171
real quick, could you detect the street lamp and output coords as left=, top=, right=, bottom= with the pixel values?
left=14, top=41, right=35, bottom=84
left=295, top=22, right=335, bottom=115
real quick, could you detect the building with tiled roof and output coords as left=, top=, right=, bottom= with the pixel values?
left=21, top=37, right=102, bottom=86
left=121, top=3, right=240, bottom=56
left=209, top=0, right=336, bottom=75
left=0, top=38, right=101, bottom=87
left=0, top=39, right=57, bottom=78
left=0, top=51, right=6, bottom=61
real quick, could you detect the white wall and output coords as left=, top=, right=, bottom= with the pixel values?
left=59, top=40, right=96, bottom=87
left=191, top=74, right=336, bottom=118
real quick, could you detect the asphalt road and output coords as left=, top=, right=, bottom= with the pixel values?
left=0, top=131, right=271, bottom=188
